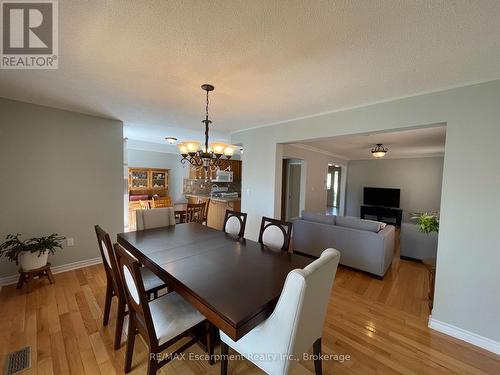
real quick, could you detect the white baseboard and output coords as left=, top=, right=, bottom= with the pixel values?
left=429, top=317, right=500, bottom=355
left=0, top=257, right=103, bottom=287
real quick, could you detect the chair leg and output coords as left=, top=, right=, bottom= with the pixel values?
left=206, top=321, right=214, bottom=365
left=147, top=356, right=158, bottom=375
left=313, top=338, right=322, bottom=375
left=103, top=281, right=113, bottom=326
left=124, top=316, right=136, bottom=373
left=220, top=341, right=229, bottom=375
left=114, top=298, right=126, bottom=350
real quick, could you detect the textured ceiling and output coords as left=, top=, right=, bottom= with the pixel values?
left=1, top=1, right=500, bottom=143
left=297, top=125, right=447, bottom=160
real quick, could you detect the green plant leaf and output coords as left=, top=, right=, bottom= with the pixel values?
left=411, top=212, right=439, bottom=234
left=0, top=233, right=66, bottom=264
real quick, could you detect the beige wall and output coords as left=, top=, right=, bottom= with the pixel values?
left=0, top=98, right=123, bottom=278
left=346, top=156, right=444, bottom=221
left=232, top=80, right=500, bottom=346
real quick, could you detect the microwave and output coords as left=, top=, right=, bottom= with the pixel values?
left=214, top=170, right=233, bottom=182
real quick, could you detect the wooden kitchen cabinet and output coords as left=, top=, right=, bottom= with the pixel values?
left=127, top=168, right=169, bottom=231
left=128, top=168, right=169, bottom=193
left=206, top=199, right=241, bottom=230
left=188, top=160, right=242, bottom=182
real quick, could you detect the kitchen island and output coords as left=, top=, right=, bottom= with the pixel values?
left=183, top=160, right=242, bottom=230
left=185, top=194, right=241, bottom=230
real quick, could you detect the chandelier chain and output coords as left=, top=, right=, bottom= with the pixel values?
left=205, top=89, right=210, bottom=119
left=177, top=84, right=235, bottom=174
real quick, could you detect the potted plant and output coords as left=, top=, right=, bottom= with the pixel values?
left=0, top=233, right=66, bottom=270
left=411, top=212, right=439, bottom=234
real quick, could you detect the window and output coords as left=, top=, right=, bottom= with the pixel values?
left=326, top=173, right=332, bottom=190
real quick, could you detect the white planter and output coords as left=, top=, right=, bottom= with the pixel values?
left=19, top=251, right=49, bottom=271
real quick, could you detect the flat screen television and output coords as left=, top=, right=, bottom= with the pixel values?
left=363, top=187, right=400, bottom=208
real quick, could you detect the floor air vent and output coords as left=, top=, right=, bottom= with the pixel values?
left=4, top=347, right=31, bottom=375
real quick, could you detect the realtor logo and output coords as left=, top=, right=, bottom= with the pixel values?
left=1, top=0, right=58, bottom=69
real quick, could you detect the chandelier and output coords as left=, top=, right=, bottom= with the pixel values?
left=371, top=143, right=388, bottom=158
left=176, top=84, right=236, bottom=172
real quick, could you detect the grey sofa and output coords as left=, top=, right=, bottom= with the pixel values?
left=400, top=222, right=438, bottom=260
left=293, top=212, right=395, bottom=278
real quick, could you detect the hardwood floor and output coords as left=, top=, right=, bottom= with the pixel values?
left=1, top=251, right=499, bottom=374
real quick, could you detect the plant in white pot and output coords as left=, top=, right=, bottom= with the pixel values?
left=0, top=233, right=65, bottom=270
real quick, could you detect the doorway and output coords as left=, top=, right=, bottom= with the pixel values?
left=326, top=165, right=341, bottom=215
left=281, top=158, right=304, bottom=221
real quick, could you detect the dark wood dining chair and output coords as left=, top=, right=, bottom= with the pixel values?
left=186, top=202, right=206, bottom=224
left=94, top=225, right=167, bottom=349
left=223, top=209, right=248, bottom=238
left=202, top=198, right=210, bottom=225
left=258, top=216, right=293, bottom=252
left=114, top=243, right=214, bottom=375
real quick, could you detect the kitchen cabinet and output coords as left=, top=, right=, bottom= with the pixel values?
left=206, top=199, right=241, bottom=230
left=188, top=160, right=242, bottom=182
left=128, top=168, right=169, bottom=193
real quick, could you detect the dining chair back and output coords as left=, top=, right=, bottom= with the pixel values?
left=94, top=225, right=118, bottom=288
left=152, top=196, right=172, bottom=208
left=94, top=225, right=127, bottom=349
left=114, top=243, right=211, bottom=374
left=258, top=216, right=293, bottom=251
left=223, top=209, right=248, bottom=238
left=202, top=198, right=210, bottom=224
left=220, top=248, right=341, bottom=375
left=114, top=243, right=154, bottom=336
left=136, top=207, right=176, bottom=230
left=186, top=203, right=206, bottom=224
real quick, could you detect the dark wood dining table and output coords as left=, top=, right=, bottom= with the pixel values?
left=117, top=223, right=311, bottom=341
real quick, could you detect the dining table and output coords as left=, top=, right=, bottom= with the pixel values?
left=117, top=222, right=312, bottom=341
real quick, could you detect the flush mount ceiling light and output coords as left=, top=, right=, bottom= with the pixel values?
left=371, top=143, right=388, bottom=158
left=176, top=84, right=236, bottom=171
left=165, top=137, right=177, bottom=144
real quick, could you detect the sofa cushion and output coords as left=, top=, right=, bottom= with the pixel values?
left=301, top=211, right=336, bottom=225
left=336, top=216, right=385, bottom=233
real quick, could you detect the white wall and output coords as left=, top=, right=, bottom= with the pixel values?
left=232, top=80, right=500, bottom=346
left=0, top=98, right=123, bottom=278
left=345, top=157, right=444, bottom=221
left=282, top=144, right=348, bottom=215
left=127, top=146, right=189, bottom=203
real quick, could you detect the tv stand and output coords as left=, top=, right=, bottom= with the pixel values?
left=360, top=205, right=402, bottom=227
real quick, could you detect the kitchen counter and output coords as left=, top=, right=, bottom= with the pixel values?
left=184, top=193, right=241, bottom=203
left=184, top=194, right=241, bottom=230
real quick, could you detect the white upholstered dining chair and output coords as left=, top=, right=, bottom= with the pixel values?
left=219, top=248, right=341, bottom=375
left=136, top=207, right=176, bottom=230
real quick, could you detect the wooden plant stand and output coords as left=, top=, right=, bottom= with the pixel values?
left=17, top=263, right=55, bottom=290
